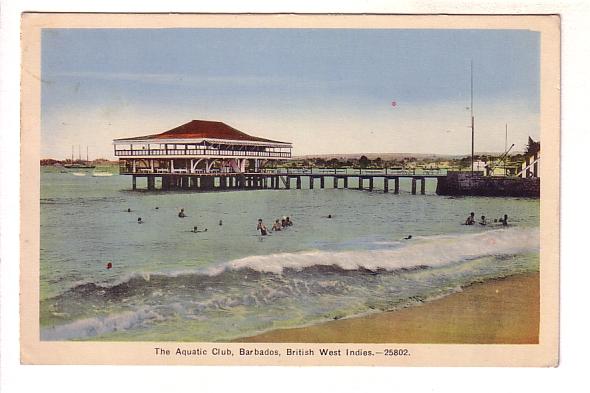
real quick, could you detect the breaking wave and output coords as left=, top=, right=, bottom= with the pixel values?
left=205, top=226, right=538, bottom=275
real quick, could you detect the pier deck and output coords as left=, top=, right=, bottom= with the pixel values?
left=126, top=169, right=447, bottom=195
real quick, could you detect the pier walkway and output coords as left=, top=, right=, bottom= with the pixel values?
left=127, top=168, right=448, bottom=195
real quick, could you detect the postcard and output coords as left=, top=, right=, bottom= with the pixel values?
left=20, top=13, right=560, bottom=366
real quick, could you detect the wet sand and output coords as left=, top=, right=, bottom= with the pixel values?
left=236, top=272, right=539, bottom=344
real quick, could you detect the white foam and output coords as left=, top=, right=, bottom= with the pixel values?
left=206, top=227, right=539, bottom=275
left=40, top=307, right=160, bottom=341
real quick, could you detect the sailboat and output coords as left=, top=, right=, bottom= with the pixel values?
left=64, top=145, right=95, bottom=169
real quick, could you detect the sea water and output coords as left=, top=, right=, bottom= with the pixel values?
left=39, top=168, right=540, bottom=341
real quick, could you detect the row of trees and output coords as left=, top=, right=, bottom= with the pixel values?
left=285, top=153, right=529, bottom=170
left=286, top=156, right=410, bottom=169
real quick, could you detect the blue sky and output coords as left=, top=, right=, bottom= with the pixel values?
left=41, top=28, right=539, bottom=159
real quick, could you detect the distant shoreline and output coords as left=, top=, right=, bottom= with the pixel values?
left=40, top=150, right=526, bottom=165
left=40, top=159, right=118, bottom=166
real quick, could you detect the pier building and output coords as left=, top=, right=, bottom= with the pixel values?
left=113, top=120, right=292, bottom=190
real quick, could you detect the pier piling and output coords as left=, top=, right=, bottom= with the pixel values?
left=412, top=178, right=417, bottom=195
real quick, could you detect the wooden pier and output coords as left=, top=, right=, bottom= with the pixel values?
left=114, top=119, right=447, bottom=195
left=128, top=169, right=446, bottom=195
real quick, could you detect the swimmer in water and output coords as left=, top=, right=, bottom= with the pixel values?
left=404, top=235, right=412, bottom=240
left=219, top=220, right=223, bottom=226
left=178, top=208, right=186, bottom=218
left=272, top=219, right=282, bottom=231
left=479, top=215, right=487, bottom=226
left=327, top=214, right=332, bottom=219
left=137, top=217, right=143, bottom=224
left=286, top=217, right=293, bottom=226
left=127, top=208, right=132, bottom=213
left=106, top=262, right=113, bottom=269
left=465, top=212, right=475, bottom=225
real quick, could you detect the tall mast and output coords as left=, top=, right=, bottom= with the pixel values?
left=71, top=145, right=74, bottom=163
left=505, top=123, right=508, bottom=152
left=504, top=123, right=508, bottom=176
left=86, top=146, right=89, bottom=163
left=470, top=60, right=474, bottom=175
left=78, top=145, right=81, bottom=162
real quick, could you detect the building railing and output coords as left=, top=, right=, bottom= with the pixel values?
left=114, top=148, right=291, bottom=158
left=119, top=166, right=232, bottom=175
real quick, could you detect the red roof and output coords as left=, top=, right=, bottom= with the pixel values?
left=116, top=120, right=290, bottom=145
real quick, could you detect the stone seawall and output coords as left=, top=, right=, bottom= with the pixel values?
left=436, top=172, right=540, bottom=197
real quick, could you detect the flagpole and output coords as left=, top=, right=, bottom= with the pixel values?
left=471, top=60, right=474, bottom=175
left=505, top=123, right=508, bottom=176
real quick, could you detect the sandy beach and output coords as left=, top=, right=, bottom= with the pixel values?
left=236, top=272, right=539, bottom=344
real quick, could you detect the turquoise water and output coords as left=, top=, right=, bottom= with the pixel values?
left=40, top=167, right=540, bottom=341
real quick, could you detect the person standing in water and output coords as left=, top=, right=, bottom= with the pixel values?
left=257, top=219, right=268, bottom=236
left=479, top=215, right=487, bottom=226
left=500, top=214, right=509, bottom=226
left=465, top=212, right=475, bottom=225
